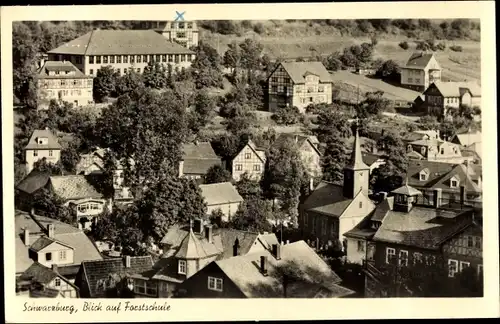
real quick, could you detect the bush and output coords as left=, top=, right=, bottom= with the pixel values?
left=253, top=22, right=265, bottom=34
left=450, top=45, right=463, bottom=52
left=241, top=20, right=252, bottom=29
left=436, top=42, right=446, bottom=51
left=272, top=105, right=303, bottom=125
left=399, top=41, right=410, bottom=50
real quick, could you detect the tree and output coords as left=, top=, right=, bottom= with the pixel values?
left=32, top=158, right=64, bottom=175
left=203, top=164, right=232, bottom=184
left=223, top=41, right=242, bottom=77
left=235, top=173, right=263, bottom=199
left=399, top=41, right=410, bottom=50
left=239, top=38, right=264, bottom=82
left=272, top=105, right=303, bottom=125
left=314, top=108, right=352, bottom=144
left=211, top=133, right=244, bottom=162
left=116, top=68, right=145, bottom=96
left=229, top=197, right=273, bottom=233
left=371, top=130, right=408, bottom=192
left=142, top=61, right=168, bottom=89
left=193, top=90, right=216, bottom=127
left=191, top=41, right=224, bottom=89
left=324, top=52, right=343, bottom=71
left=93, top=66, right=119, bottom=102
left=376, top=60, right=401, bottom=81
left=357, top=91, right=391, bottom=118
left=322, top=138, right=350, bottom=184
left=31, top=188, right=76, bottom=225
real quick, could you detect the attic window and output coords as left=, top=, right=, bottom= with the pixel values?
left=420, top=173, right=428, bottom=181
left=450, top=178, right=459, bottom=188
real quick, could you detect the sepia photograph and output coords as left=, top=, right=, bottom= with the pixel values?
left=2, top=2, right=498, bottom=322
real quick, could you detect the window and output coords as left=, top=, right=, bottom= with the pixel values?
left=420, top=173, right=427, bottom=181
left=415, top=78, right=420, bottom=83
left=188, top=23, right=193, bottom=29
left=134, top=55, right=140, bottom=63
left=386, top=248, right=396, bottom=264
left=277, top=85, right=284, bottom=93
left=55, top=278, right=61, bottom=287
left=253, top=164, right=261, bottom=171
left=307, top=87, right=314, bottom=93
left=33, top=150, right=38, bottom=157
left=89, top=56, right=94, bottom=64
left=117, top=68, right=121, bottom=75
left=130, top=55, right=135, bottom=63
left=162, top=55, right=166, bottom=62
left=272, top=85, right=277, bottom=92
left=321, top=219, right=327, bottom=235
left=399, top=250, right=409, bottom=266
left=440, top=148, right=444, bottom=155
left=103, top=56, right=108, bottom=64
left=330, top=222, right=335, bottom=235
left=178, top=32, right=186, bottom=38
left=474, top=236, right=482, bottom=249
left=141, top=55, right=147, bottom=63
left=408, top=78, right=413, bottom=83
left=96, top=56, right=101, bottom=64
left=72, top=79, right=78, bottom=86
left=318, top=86, right=324, bottom=92
left=359, top=201, right=363, bottom=208
left=123, top=55, right=128, bottom=63
left=467, top=236, right=474, bottom=248
left=136, top=68, right=140, bottom=73
left=448, top=259, right=458, bottom=277
left=179, top=22, right=185, bottom=29
left=235, top=164, right=243, bottom=171
left=109, top=56, right=115, bottom=64
left=49, top=150, right=53, bottom=157
left=181, top=55, right=186, bottom=62
left=156, top=55, right=161, bottom=62
left=117, top=56, right=122, bottom=63
left=60, top=80, right=66, bottom=87
left=208, top=276, right=223, bottom=292
left=178, top=260, right=187, bottom=275
left=169, top=54, right=174, bottom=62
left=357, top=240, right=365, bottom=252
left=459, top=261, right=470, bottom=272
left=309, top=97, right=313, bottom=102
left=245, top=153, right=251, bottom=159
left=89, top=69, right=94, bottom=75
left=45, top=252, right=52, bottom=261
left=187, top=55, right=192, bottom=62
left=271, top=77, right=278, bottom=83
left=450, top=179, right=459, bottom=188
left=413, top=252, right=423, bottom=265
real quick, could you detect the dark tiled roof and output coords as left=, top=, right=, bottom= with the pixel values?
left=371, top=197, right=394, bottom=222
left=37, top=61, right=89, bottom=79
left=20, top=262, right=61, bottom=285
left=183, top=159, right=221, bottom=175
left=81, top=256, right=154, bottom=297
left=175, top=229, right=223, bottom=259
left=30, top=287, right=60, bottom=298
left=75, top=149, right=106, bottom=174
left=16, top=170, right=51, bottom=194
left=279, top=61, right=332, bottom=84
left=405, top=52, right=435, bottom=69
left=217, top=228, right=260, bottom=260
left=362, top=152, right=384, bottom=166
left=215, top=241, right=353, bottom=298
left=182, top=142, right=221, bottom=175
left=29, top=236, right=70, bottom=252
left=48, top=29, right=194, bottom=55
left=49, top=175, right=103, bottom=200
left=301, top=181, right=353, bottom=218
left=372, top=206, right=475, bottom=250
left=391, top=184, right=423, bottom=196
left=24, top=129, right=62, bottom=150
left=199, top=182, right=243, bottom=205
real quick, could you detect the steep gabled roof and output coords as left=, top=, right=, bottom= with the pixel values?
left=16, top=170, right=52, bottom=194
left=301, top=182, right=352, bottom=218
left=29, top=236, right=74, bottom=252
left=175, top=229, right=222, bottom=259
left=48, top=29, right=194, bottom=56
left=279, top=61, right=333, bottom=84
left=404, top=52, right=436, bottom=69
left=199, top=182, right=243, bottom=205
left=20, top=262, right=59, bottom=284
left=36, top=61, right=89, bottom=79
left=235, top=140, right=266, bottom=163
left=24, top=129, right=62, bottom=150
left=49, top=175, right=103, bottom=200
left=452, top=131, right=482, bottom=147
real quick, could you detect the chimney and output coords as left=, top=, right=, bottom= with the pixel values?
left=460, top=185, right=466, bottom=206
left=381, top=191, right=388, bottom=201
left=272, top=244, right=281, bottom=260
left=30, top=208, right=35, bottom=216
left=204, top=225, right=213, bottom=243
left=47, top=224, right=55, bottom=238
left=178, top=160, right=184, bottom=177
left=286, top=240, right=290, bottom=245
left=309, top=177, right=315, bottom=191
left=260, top=256, right=268, bottom=275
left=125, top=255, right=131, bottom=268
left=193, top=218, right=203, bottom=234
left=51, top=264, right=58, bottom=273
left=233, top=238, right=240, bottom=257
left=433, top=188, right=442, bottom=208
left=23, top=228, right=30, bottom=246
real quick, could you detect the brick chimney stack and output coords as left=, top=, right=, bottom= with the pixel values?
left=47, top=224, right=55, bottom=238
left=272, top=244, right=281, bottom=260
left=260, top=256, right=268, bottom=276
left=433, top=188, right=442, bottom=208
left=204, top=224, right=213, bottom=243
left=23, top=228, right=30, bottom=247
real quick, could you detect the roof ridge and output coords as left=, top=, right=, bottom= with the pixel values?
left=83, top=30, right=94, bottom=57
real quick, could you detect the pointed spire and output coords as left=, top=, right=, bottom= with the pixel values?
left=345, top=126, right=369, bottom=170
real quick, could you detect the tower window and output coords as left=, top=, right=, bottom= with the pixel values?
left=359, top=201, right=363, bottom=208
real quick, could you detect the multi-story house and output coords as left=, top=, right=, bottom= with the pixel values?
left=231, top=140, right=266, bottom=182
left=450, top=130, right=482, bottom=163
left=400, top=52, right=441, bottom=92
left=23, top=129, right=62, bottom=174
left=266, top=61, right=333, bottom=113
left=276, top=134, right=322, bottom=181
left=177, top=240, right=354, bottom=298
left=75, top=256, right=154, bottom=298
left=423, top=81, right=482, bottom=117
left=47, top=29, right=195, bottom=77
left=15, top=209, right=103, bottom=281
left=406, top=137, right=473, bottom=164
left=361, top=152, right=386, bottom=175
left=406, top=160, right=482, bottom=205
left=135, top=220, right=280, bottom=298
left=299, top=129, right=376, bottom=250
left=150, top=21, right=199, bottom=49
left=180, top=142, right=222, bottom=181
left=344, top=183, right=482, bottom=297
left=36, top=61, right=93, bottom=109
left=17, top=262, right=79, bottom=298
left=199, top=182, right=244, bottom=222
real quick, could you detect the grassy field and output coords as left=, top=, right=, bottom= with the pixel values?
left=202, top=20, right=481, bottom=85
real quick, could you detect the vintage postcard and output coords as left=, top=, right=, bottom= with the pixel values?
left=2, top=2, right=498, bottom=322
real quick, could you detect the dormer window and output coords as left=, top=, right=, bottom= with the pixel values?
left=450, top=177, right=459, bottom=188
left=420, top=173, right=427, bottom=181
left=440, top=148, right=445, bottom=155
left=37, top=137, right=48, bottom=145
left=407, top=144, right=413, bottom=152
left=178, top=259, right=187, bottom=275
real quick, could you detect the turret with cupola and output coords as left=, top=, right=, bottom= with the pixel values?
left=391, top=178, right=423, bottom=213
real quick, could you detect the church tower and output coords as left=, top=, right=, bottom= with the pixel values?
left=343, top=127, right=370, bottom=199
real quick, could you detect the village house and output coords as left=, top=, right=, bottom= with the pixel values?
left=199, top=182, right=243, bottom=222
left=266, top=61, right=333, bottom=113
left=15, top=209, right=103, bottom=281
left=139, top=20, right=200, bottom=49
left=136, top=219, right=280, bottom=298
left=406, top=160, right=482, bottom=205
left=402, top=130, right=441, bottom=144
left=361, top=152, right=386, bottom=175
left=231, top=140, right=266, bottom=182
left=75, top=256, right=154, bottom=298
left=400, top=52, right=441, bottom=92
left=23, top=129, right=62, bottom=174
left=16, top=262, right=79, bottom=298
left=47, top=29, right=195, bottom=77
left=177, top=240, right=354, bottom=298
left=180, top=142, right=222, bottom=181
left=450, top=130, right=482, bottom=162
left=344, top=183, right=482, bottom=297
left=276, top=133, right=322, bottom=181
left=423, top=81, right=482, bottom=117
left=36, top=60, right=93, bottom=109
left=299, top=129, right=376, bottom=250
left=405, top=137, right=473, bottom=164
